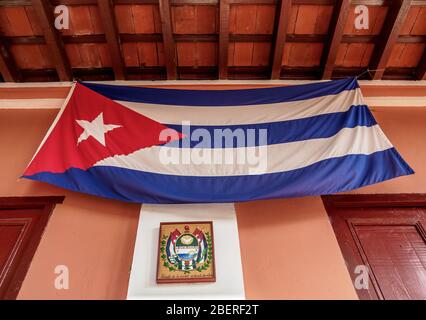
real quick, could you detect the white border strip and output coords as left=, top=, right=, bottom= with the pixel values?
left=127, top=203, right=245, bottom=300
left=0, top=98, right=65, bottom=109
left=365, top=97, right=426, bottom=107
left=1, top=96, right=425, bottom=109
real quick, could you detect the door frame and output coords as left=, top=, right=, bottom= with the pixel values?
left=0, top=196, right=64, bottom=300
left=322, top=194, right=426, bottom=300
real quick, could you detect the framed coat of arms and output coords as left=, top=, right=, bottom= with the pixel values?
left=156, top=221, right=216, bottom=283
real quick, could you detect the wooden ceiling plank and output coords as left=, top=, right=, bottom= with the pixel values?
left=270, top=0, right=292, bottom=79
left=159, top=0, right=177, bottom=79
left=0, top=39, right=21, bottom=82
left=218, top=0, right=230, bottom=79
left=31, top=0, right=72, bottom=81
left=321, top=0, right=351, bottom=79
left=369, top=0, right=413, bottom=80
left=97, top=0, right=126, bottom=80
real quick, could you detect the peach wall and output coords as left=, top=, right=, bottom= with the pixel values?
left=235, top=197, right=358, bottom=299
left=0, top=84, right=424, bottom=300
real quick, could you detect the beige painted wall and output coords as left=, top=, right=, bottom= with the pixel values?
left=0, top=86, right=424, bottom=300
left=236, top=197, right=358, bottom=299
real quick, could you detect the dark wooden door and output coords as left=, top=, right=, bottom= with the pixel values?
left=323, top=195, right=426, bottom=300
left=0, top=197, right=63, bottom=300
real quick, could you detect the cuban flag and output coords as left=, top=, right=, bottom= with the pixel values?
left=166, top=229, right=181, bottom=265
left=193, top=228, right=208, bottom=264
left=22, top=78, right=413, bottom=204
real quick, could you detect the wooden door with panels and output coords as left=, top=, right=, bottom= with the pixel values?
left=0, top=197, right=64, bottom=300
left=323, top=194, right=426, bottom=300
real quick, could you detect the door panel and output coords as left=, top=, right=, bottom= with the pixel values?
left=323, top=195, right=426, bottom=300
left=0, top=224, right=25, bottom=273
left=0, top=197, right=63, bottom=300
left=356, top=224, right=426, bottom=300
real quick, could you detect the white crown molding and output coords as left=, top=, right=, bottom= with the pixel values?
left=0, top=98, right=65, bottom=109
left=0, top=79, right=425, bottom=88
left=1, top=96, right=425, bottom=109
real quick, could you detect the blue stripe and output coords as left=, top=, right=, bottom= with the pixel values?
left=81, top=77, right=359, bottom=106
left=23, top=148, right=413, bottom=204
left=165, top=105, right=376, bottom=148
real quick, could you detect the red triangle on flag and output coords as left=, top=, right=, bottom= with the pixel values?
left=24, top=82, right=183, bottom=176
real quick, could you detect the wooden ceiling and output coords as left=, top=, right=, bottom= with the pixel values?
left=0, top=0, right=425, bottom=82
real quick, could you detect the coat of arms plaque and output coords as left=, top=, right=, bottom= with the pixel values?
left=156, top=221, right=216, bottom=283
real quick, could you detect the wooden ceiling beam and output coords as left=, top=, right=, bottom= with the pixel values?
left=0, top=0, right=32, bottom=5
left=416, top=51, right=426, bottom=80
left=0, top=38, right=21, bottom=82
left=5, top=0, right=426, bottom=5
left=218, top=0, right=230, bottom=79
left=19, top=65, right=419, bottom=81
left=51, top=0, right=159, bottom=4
left=321, top=0, right=351, bottom=79
left=270, top=0, right=292, bottom=79
left=7, top=34, right=426, bottom=45
left=369, top=0, right=412, bottom=80
left=159, top=0, right=177, bottom=79
left=97, top=0, right=126, bottom=80
left=32, top=0, right=72, bottom=81
left=172, top=0, right=218, bottom=4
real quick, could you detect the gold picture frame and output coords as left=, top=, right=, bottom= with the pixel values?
left=156, top=221, right=216, bottom=284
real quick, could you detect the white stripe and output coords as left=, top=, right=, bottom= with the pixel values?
left=115, top=88, right=364, bottom=126
left=94, top=125, right=393, bottom=177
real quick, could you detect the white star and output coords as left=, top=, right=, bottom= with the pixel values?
left=76, top=112, right=121, bottom=146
